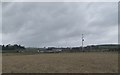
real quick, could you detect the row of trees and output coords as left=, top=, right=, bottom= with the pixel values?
left=2, top=44, right=25, bottom=50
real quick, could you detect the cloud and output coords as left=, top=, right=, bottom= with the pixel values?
left=2, top=2, right=118, bottom=47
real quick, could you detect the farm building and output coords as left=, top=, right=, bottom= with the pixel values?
left=39, top=48, right=62, bottom=53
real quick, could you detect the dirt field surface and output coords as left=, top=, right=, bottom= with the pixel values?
left=2, top=52, right=118, bottom=73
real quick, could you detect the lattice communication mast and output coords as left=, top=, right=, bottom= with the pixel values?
left=82, top=34, right=84, bottom=50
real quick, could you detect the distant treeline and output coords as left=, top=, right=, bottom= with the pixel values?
left=0, top=44, right=119, bottom=53
left=71, top=44, right=119, bottom=52
left=1, top=44, right=25, bottom=50
left=44, top=44, right=119, bottom=52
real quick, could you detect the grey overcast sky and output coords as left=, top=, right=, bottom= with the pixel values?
left=2, top=2, right=118, bottom=47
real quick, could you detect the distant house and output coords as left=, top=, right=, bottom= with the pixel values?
left=37, top=48, right=62, bottom=53
left=51, top=48, right=62, bottom=53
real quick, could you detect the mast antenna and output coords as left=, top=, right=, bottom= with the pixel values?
left=82, top=34, right=84, bottom=51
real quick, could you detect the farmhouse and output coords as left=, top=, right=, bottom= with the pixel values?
left=39, top=48, right=62, bottom=53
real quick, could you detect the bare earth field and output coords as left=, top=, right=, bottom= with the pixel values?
left=2, top=52, right=118, bottom=73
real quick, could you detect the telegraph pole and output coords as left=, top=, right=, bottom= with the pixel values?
left=82, top=34, right=84, bottom=51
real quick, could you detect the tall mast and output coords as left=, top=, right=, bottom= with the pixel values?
left=82, top=34, right=84, bottom=51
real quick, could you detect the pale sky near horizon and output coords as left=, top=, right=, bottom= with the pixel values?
left=1, top=2, right=118, bottom=47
